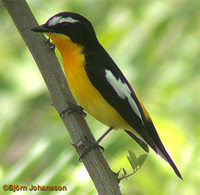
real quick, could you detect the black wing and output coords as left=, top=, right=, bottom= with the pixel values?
left=84, top=45, right=182, bottom=179
left=84, top=46, right=157, bottom=150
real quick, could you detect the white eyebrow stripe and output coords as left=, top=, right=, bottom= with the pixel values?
left=105, top=69, right=143, bottom=121
left=48, top=16, right=79, bottom=26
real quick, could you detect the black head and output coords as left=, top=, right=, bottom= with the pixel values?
left=31, top=12, right=98, bottom=47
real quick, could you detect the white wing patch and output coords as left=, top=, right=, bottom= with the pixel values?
left=48, top=16, right=79, bottom=26
left=105, top=70, right=143, bottom=121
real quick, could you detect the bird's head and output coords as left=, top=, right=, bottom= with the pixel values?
left=31, top=12, right=97, bottom=48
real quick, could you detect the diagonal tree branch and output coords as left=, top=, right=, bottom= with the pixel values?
left=1, top=0, right=121, bottom=194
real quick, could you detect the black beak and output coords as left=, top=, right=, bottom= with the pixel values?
left=31, top=25, right=52, bottom=33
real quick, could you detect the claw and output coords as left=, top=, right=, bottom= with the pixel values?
left=78, top=127, right=113, bottom=160
left=59, top=104, right=86, bottom=117
left=79, top=141, right=104, bottom=161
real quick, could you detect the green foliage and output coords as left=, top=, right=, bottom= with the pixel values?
left=117, top=150, right=148, bottom=181
left=127, top=150, right=148, bottom=174
left=127, top=149, right=139, bottom=171
left=138, top=154, right=148, bottom=168
left=1, top=0, right=200, bottom=195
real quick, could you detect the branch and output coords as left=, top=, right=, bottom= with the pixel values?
left=1, top=0, right=121, bottom=194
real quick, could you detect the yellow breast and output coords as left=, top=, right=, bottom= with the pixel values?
left=47, top=33, right=132, bottom=130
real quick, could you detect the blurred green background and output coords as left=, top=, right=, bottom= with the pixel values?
left=0, top=0, right=200, bottom=194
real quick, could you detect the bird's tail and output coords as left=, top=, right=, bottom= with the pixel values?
left=143, top=120, right=183, bottom=180
left=124, top=121, right=182, bottom=179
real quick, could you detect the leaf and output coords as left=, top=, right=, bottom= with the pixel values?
left=138, top=154, right=148, bottom=167
left=127, top=149, right=138, bottom=171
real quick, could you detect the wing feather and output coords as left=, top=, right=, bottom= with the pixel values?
left=84, top=47, right=157, bottom=150
left=84, top=46, right=182, bottom=179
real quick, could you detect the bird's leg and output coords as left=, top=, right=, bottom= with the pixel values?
left=79, top=127, right=113, bottom=160
left=59, top=103, right=86, bottom=117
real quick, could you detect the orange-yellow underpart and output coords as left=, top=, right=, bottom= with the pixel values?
left=47, top=33, right=133, bottom=131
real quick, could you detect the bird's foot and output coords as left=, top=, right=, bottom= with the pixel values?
left=59, top=103, right=86, bottom=117
left=78, top=127, right=113, bottom=160
left=79, top=138, right=104, bottom=161
left=72, top=127, right=113, bottom=161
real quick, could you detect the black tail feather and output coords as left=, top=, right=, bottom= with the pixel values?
left=155, top=141, right=183, bottom=180
left=144, top=121, right=183, bottom=180
left=124, top=122, right=183, bottom=179
left=124, top=130, right=149, bottom=153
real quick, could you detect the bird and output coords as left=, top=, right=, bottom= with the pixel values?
left=31, top=12, right=182, bottom=179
